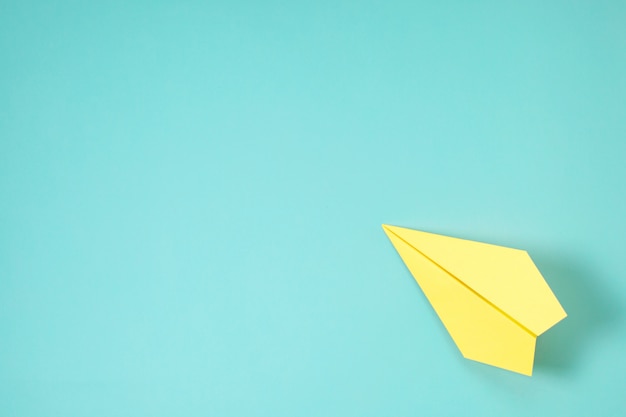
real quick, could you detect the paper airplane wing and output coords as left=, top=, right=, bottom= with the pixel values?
left=383, top=224, right=567, bottom=376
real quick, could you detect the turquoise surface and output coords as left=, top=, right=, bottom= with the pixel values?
left=2, top=1, right=625, bottom=415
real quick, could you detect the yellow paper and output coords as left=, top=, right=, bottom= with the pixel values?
left=382, top=224, right=566, bottom=376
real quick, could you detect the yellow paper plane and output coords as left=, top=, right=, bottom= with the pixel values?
left=382, top=224, right=566, bottom=376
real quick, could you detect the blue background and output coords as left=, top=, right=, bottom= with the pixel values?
left=1, top=1, right=625, bottom=415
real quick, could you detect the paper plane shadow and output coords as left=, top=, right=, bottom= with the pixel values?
left=531, top=251, right=621, bottom=375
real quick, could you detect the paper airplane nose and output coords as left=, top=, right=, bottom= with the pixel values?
left=382, top=224, right=566, bottom=376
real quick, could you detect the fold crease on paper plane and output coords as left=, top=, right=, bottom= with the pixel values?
left=382, top=224, right=566, bottom=376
